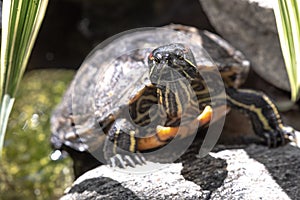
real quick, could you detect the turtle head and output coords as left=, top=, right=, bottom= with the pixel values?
left=148, top=43, right=198, bottom=84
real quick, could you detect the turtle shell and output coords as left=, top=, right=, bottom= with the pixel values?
left=50, top=24, right=249, bottom=155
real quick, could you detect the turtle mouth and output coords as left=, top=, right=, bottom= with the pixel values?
left=149, top=62, right=186, bottom=84
left=148, top=43, right=198, bottom=84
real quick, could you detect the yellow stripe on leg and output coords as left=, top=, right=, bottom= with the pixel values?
left=129, top=130, right=136, bottom=152
left=113, top=129, right=120, bottom=154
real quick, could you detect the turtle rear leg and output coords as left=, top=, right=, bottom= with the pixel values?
left=225, top=88, right=296, bottom=147
left=104, top=118, right=146, bottom=168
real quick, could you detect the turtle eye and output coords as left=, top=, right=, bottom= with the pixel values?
left=175, top=49, right=184, bottom=60
left=149, top=53, right=159, bottom=63
left=150, top=53, right=162, bottom=63
left=154, top=57, right=160, bottom=63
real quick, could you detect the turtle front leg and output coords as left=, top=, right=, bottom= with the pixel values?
left=104, top=118, right=146, bottom=168
left=226, top=88, right=297, bottom=147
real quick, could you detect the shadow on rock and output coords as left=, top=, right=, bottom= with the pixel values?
left=177, top=138, right=228, bottom=192
left=245, top=144, right=300, bottom=199
left=67, top=177, right=140, bottom=200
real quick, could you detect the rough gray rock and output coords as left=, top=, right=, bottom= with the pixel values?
left=210, top=148, right=290, bottom=199
left=62, top=163, right=209, bottom=200
left=60, top=144, right=300, bottom=199
left=199, top=0, right=290, bottom=91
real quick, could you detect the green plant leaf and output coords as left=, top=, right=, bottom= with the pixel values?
left=0, top=0, right=49, bottom=157
left=274, top=0, right=300, bottom=102
left=0, top=94, right=14, bottom=159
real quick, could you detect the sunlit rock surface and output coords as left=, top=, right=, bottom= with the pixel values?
left=61, top=144, right=300, bottom=199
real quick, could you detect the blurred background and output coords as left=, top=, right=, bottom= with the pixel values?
left=1, top=0, right=216, bottom=199
left=1, top=0, right=299, bottom=199
left=28, top=0, right=214, bottom=71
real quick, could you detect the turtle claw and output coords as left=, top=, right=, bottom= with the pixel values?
left=263, top=132, right=281, bottom=148
left=124, top=155, right=136, bottom=167
left=108, top=152, right=146, bottom=168
left=263, top=126, right=297, bottom=148
left=109, top=154, right=126, bottom=168
left=281, top=126, right=300, bottom=147
left=135, top=152, right=147, bottom=164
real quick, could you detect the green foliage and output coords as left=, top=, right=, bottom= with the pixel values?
left=1, top=0, right=49, bottom=97
left=274, top=0, right=300, bottom=101
left=0, top=70, right=75, bottom=200
left=0, top=0, right=49, bottom=157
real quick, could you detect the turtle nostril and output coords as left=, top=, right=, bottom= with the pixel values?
left=165, top=56, right=173, bottom=64
left=155, top=57, right=160, bottom=64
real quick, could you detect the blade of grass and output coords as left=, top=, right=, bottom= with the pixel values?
left=274, top=0, right=300, bottom=102
left=0, top=0, right=49, bottom=158
left=0, top=95, right=14, bottom=159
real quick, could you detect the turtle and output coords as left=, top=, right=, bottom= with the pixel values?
left=50, top=24, right=297, bottom=178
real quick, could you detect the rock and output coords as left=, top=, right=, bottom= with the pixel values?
left=60, top=144, right=300, bottom=199
left=210, top=148, right=290, bottom=199
left=199, top=0, right=290, bottom=91
left=61, top=163, right=209, bottom=200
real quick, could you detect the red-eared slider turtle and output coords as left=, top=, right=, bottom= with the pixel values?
left=51, top=24, right=296, bottom=178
